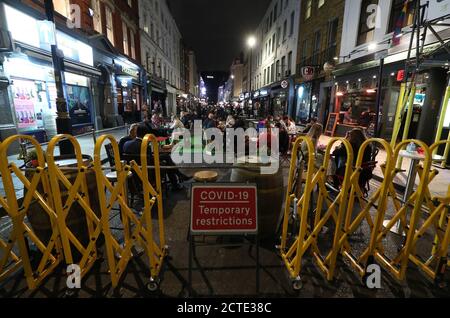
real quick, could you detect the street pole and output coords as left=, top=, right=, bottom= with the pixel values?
left=44, top=0, right=73, bottom=155
left=249, top=48, right=253, bottom=118
left=374, top=57, right=384, bottom=138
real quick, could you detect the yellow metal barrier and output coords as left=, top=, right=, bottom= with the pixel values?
left=278, top=137, right=354, bottom=287
left=0, top=136, right=62, bottom=290
left=93, top=134, right=167, bottom=291
left=406, top=141, right=450, bottom=284
left=372, top=140, right=432, bottom=281
left=339, top=139, right=394, bottom=278
left=46, top=135, right=101, bottom=282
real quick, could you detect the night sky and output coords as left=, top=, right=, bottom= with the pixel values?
left=167, top=0, right=272, bottom=72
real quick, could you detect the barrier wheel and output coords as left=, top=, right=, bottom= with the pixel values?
left=292, top=277, right=303, bottom=291
left=146, top=279, right=160, bottom=292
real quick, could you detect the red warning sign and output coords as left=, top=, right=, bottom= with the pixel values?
left=190, top=185, right=258, bottom=234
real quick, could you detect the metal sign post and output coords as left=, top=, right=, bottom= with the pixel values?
left=188, top=183, right=259, bottom=296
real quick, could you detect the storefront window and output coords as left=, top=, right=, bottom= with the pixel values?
left=388, top=0, right=416, bottom=33
left=357, top=0, right=379, bottom=46
left=295, top=84, right=312, bottom=123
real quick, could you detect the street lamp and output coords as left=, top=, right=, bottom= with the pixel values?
left=231, top=75, right=235, bottom=80
left=44, top=0, right=73, bottom=155
left=247, top=36, right=256, bottom=117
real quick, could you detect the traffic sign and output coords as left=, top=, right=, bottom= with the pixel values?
left=190, top=184, right=258, bottom=234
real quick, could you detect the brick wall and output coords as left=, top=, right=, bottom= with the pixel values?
left=296, top=0, right=345, bottom=74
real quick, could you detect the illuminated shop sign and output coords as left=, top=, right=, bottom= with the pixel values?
left=4, top=4, right=94, bottom=66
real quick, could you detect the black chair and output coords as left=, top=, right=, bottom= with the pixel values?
left=105, top=144, right=140, bottom=208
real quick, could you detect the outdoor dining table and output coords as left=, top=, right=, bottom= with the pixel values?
left=383, top=149, right=425, bottom=236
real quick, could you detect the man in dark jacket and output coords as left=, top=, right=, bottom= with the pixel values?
left=123, top=125, right=190, bottom=190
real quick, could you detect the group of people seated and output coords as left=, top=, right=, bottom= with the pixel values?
left=118, top=123, right=191, bottom=191
left=299, top=121, right=374, bottom=191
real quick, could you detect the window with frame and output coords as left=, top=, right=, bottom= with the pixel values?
left=272, top=33, right=276, bottom=52
left=106, top=6, right=114, bottom=45
left=276, top=60, right=280, bottom=79
left=301, top=39, right=308, bottom=64
left=281, top=56, right=286, bottom=77
left=128, top=0, right=132, bottom=7
left=357, top=0, right=379, bottom=46
left=305, top=0, right=312, bottom=20
left=54, top=0, right=70, bottom=17
left=277, top=27, right=281, bottom=46
left=318, top=0, right=325, bottom=8
left=271, top=63, right=275, bottom=82
left=131, top=31, right=136, bottom=59
left=287, top=51, right=292, bottom=75
left=91, top=0, right=102, bottom=34
left=283, top=19, right=287, bottom=40
left=388, top=0, right=416, bottom=33
left=289, top=11, right=295, bottom=36
left=264, top=69, right=267, bottom=85
left=122, top=22, right=129, bottom=55
left=274, top=3, right=278, bottom=22
left=285, top=0, right=288, bottom=9
left=326, top=18, right=339, bottom=60
left=312, top=30, right=321, bottom=64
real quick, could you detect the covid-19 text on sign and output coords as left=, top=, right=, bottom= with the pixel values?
left=190, top=185, right=258, bottom=235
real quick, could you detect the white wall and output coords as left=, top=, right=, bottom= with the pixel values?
left=250, top=0, right=301, bottom=90
left=139, top=0, right=182, bottom=90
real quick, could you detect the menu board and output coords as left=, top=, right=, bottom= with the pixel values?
left=325, top=113, right=339, bottom=136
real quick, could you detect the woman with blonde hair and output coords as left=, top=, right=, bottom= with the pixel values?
left=300, top=123, right=323, bottom=168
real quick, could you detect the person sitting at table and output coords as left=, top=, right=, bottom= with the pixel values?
left=225, top=115, right=236, bottom=128
left=300, top=123, right=323, bottom=169
left=203, top=112, right=217, bottom=129
left=170, top=115, right=184, bottom=130
left=302, top=117, right=318, bottom=134
left=180, top=111, right=191, bottom=129
left=123, top=125, right=190, bottom=191
left=151, top=111, right=163, bottom=128
left=143, top=113, right=168, bottom=137
left=275, top=122, right=289, bottom=155
left=118, top=123, right=138, bottom=157
left=343, top=106, right=353, bottom=124
left=329, top=128, right=372, bottom=187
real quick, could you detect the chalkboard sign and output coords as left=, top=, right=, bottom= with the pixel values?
left=325, top=113, right=339, bottom=136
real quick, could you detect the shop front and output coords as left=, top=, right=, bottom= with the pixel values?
left=2, top=3, right=99, bottom=141
left=148, top=77, right=167, bottom=117
left=114, top=59, right=142, bottom=124
left=251, top=88, right=270, bottom=119
left=333, top=57, right=425, bottom=139
left=270, top=78, right=295, bottom=118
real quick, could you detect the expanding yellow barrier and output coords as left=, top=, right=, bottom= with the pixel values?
left=280, top=136, right=449, bottom=289
left=0, top=136, right=62, bottom=290
left=278, top=137, right=354, bottom=288
left=372, top=140, right=432, bottom=281
left=406, top=141, right=450, bottom=285
left=94, top=134, right=167, bottom=292
left=0, top=133, right=167, bottom=292
left=46, top=135, right=102, bottom=283
left=339, top=139, right=394, bottom=279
